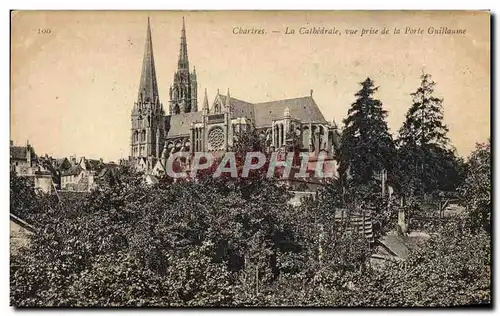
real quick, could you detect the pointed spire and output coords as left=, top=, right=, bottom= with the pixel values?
left=226, top=88, right=231, bottom=106
left=202, top=88, right=209, bottom=113
left=138, top=17, right=159, bottom=103
left=225, top=88, right=231, bottom=113
left=178, top=17, right=189, bottom=70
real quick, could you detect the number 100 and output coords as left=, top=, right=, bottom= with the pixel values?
left=37, top=28, right=51, bottom=34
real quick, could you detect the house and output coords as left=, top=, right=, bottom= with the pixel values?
left=60, top=157, right=102, bottom=192
left=370, top=231, right=431, bottom=269
left=10, top=141, right=57, bottom=194
left=95, top=162, right=123, bottom=185
left=288, top=191, right=316, bottom=207
left=10, top=140, right=37, bottom=175
left=36, top=155, right=64, bottom=190
left=52, top=157, right=72, bottom=172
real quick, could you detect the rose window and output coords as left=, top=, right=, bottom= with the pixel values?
left=208, top=126, right=225, bottom=149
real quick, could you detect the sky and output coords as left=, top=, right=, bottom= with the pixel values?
left=11, top=11, right=490, bottom=162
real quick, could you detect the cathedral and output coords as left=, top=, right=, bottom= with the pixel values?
left=130, top=18, right=340, bottom=176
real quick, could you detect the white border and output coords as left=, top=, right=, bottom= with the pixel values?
left=2, top=1, right=497, bottom=315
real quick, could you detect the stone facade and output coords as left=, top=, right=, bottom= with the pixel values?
left=130, top=18, right=341, bottom=174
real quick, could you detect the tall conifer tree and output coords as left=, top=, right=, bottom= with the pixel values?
left=339, top=77, right=395, bottom=185
left=398, top=73, right=449, bottom=148
left=396, top=73, right=462, bottom=195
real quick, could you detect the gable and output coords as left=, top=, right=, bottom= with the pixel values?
left=152, top=160, right=166, bottom=176
left=54, top=158, right=71, bottom=170
left=211, top=94, right=225, bottom=113
left=218, top=95, right=255, bottom=121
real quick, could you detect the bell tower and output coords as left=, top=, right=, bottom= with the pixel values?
left=169, top=17, right=198, bottom=115
left=131, top=18, right=165, bottom=159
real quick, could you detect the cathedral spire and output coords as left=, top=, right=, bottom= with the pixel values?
left=138, top=17, right=159, bottom=103
left=178, top=17, right=189, bottom=70
left=169, top=17, right=197, bottom=115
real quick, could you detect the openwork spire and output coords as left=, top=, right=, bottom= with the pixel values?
left=178, top=17, right=189, bottom=70
left=138, top=17, right=159, bottom=103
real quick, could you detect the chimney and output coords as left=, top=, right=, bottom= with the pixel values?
left=310, top=89, right=313, bottom=97
left=10, top=140, right=13, bottom=147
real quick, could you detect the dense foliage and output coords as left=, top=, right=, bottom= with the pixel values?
left=10, top=171, right=40, bottom=220
left=339, top=77, right=396, bottom=185
left=459, top=140, right=491, bottom=233
left=10, top=166, right=490, bottom=307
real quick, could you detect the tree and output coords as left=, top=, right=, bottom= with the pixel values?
left=460, top=140, right=491, bottom=233
left=398, top=73, right=448, bottom=148
left=340, top=77, right=396, bottom=185
left=10, top=172, right=39, bottom=220
left=396, top=72, right=462, bottom=195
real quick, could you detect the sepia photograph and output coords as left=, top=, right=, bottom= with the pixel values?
left=9, top=10, right=491, bottom=307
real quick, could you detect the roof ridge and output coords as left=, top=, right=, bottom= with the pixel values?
left=218, top=94, right=314, bottom=106
left=254, top=95, right=314, bottom=106
left=10, top=213, right=35, bottom=232
left=218, top=94, right=254, bottom=105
